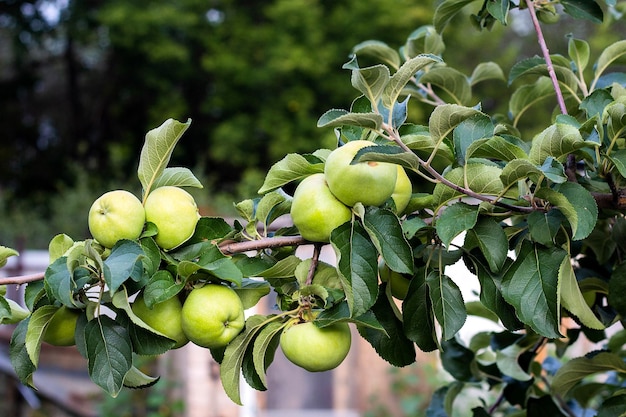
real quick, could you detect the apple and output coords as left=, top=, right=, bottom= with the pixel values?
left=144, top=186, right=200, bottom=250
left=88, top=190, right=146, bottom=248
left=324, top=140, right=397, bottom=207
left=379, top=261, right=412, bottom=300
left=391, top=166, right=412, bottom=215
left=43, top=306, right=80, bottom=347
left=290, top=173, right=352, bottom=242
left=280, top=320, right=351, bottom=372
left=131, top=292, right=188, bottom=349
left=181, top=284, right=245, bottom=349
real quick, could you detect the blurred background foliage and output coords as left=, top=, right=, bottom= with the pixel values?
left=0, top=0, right=624, bottom=249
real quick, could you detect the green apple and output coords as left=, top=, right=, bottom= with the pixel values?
left=43, top=306, right=80, bottom=347
left=280, top=321, right=351, bottom=372
left=391, top=166, right=412, bottom=215
left=144, top=186, right=200, bottom=250
left=290, top=173, right=352, bottom=242
left=88, top=190, right=146, bottom=248
left=131, top=292, right=188, bottom=349
left=324, top=140, right=397, bottom=207
left=181, top=284, right=245, bottom=349
left=379, top=261, right=412, bottom=300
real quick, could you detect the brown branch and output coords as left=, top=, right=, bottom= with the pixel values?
left=218, top=235, right=308, bottom=255
left=305, top=243, right=322, bottom=286
left=0, top=272, right=45, bottom=285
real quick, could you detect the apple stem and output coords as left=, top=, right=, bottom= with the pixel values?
left=305, top=243, right=322, bottom=286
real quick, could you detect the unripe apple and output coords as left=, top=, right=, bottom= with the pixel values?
left=290, top=173, right=352, bottom=242
left=144, top=186, right=200, bottom=250
left=379, top=261, right=412, bottom=300
left=324, top=140, right=397, bottom=207
left=131, top=292, right=188, bottom=349
left=391, top=166, right=412, bottom=215
left=88, top=190, right=146, bottom=248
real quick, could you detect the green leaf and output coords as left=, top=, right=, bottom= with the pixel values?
left=559, top=256, right=604, bottom=330
left=123, top=366, right=160, bottom=389
left=353, top=143, right=422, bottom=172
left=137, top=118, right=192, bottom=199
left=527, top=210, right=564, bottom=246
left=252, top=320, right=284, bottom=388
left=44, top=257, right=78, bottom=307
left=453, top=113, right=495, bottom=164
left=234, top=279, right=271, bottom=310
left=500, top=159, right=543, bottom=188
left=568, top=37, right=590, bottom=74
left=47, top=235, right=72, bottom=264
left=429, top=104, right=482, bottom=147
left=501, top=241, right=566, bottom=338
left=509, top=77, right=555, bottom=124
left=432, top=163, right=508, bottom=208
left=382, top=54, right=441, bottom=109
left=440, top=337, right=476, bottom=381
left=104, top=240, right=145, bottom=295
left=316, top=301, right=385, bottom=332
left=0, top=245, right=18, bottom=268
left=434, top=0, right=479, bottom=33
left=0, top=297, right=30, bottom=324
left=258, top=153, right=324, bottom=194
left=420, top=66, right=472, bottom=105
left=357, top=285, right=416, bottom=366
left=403, top=268, right=438, bottom=351
left=466, top=136, right=529, bottom=163
left=496, top=343, right=532, bottom=381
left=255, top=255, right=301, bottom=279
left=363, top=207, right=413, bottom=274
left=536, top=182, right=598, bottom=241
left=152, top=167, right=202, bottom=190
left=593, top=40, right=626, bottom=90
left=486, top=0, right=510, bottom=25
left=330, top=220, right=379, bottom=317
left=436, top=202, right=479, bottom=247
left=552, top=352, right=626, bottom=398
left=352, top=64, right=391, bottom=105
left=84, top=315, right=133, bottom=397
left=469, top=62, right=505, bottom=86
left=561, top=0, right=603, bottom=23
left=426, top=270, right=466, bottom=340
left=220, top=315, right=268, bottom=405
left=597, top=395, right=626, bottom=417
left=529, top=123, right=589, bottom=165
left=352, top=40, right=400, bottom=68
left=25, top=305, right=57, bottom=366
left=403, top=26, right=445, bottom=58
left=9, top=319, right=36, bottom=388
left=467, top=217, right=508, bottom=273
left=143, top=270, right=184, bottom=307
left=317, top=109, right=383, bottom=130
left=178, top=245, right=243, bottom=285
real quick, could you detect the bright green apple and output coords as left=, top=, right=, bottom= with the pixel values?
left=379, top=261, right=412, bottom=300
left=144, top=186, right=200, bottom=250
left=88, top=190, right=146, bottom=248
left=43, top=306, right=80, bottom=347
left=391, top=166, right=412, bottom=215
left=181, top=284, right=245, bottom=349
left=131, top=292, right=188, bottom=349
left=324, top=140, right=397, bottom=207
left=280, top=321, right=351, bottom=372
left=290, top=173, right=352, bottom=242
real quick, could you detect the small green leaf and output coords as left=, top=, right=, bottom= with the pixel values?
left=436, top=202, right=479, bottom=247
left=84, top=315, right=133, bottom=397
left=137, top=118, right=192, bottom=199
left=429, top=104, right=482, bottom=147
left=123, top=366, right=160, bottom=389
left=467, top=217, right=508, bottom=273
left=47, top=235, right=72, bottom=264
left=434, top=0, right=479, bottom=33
left=330, top=220, right=379, bottom=317
left=470, top=62, right=505, bottom=86
left=352, top=65, right=391, bottom=105
left=352, top=40, right=401, bottom=69
left=363, top=207, right=413, bottom=274
left=529, top=123, right=589, bottom=165
left=317, top=109, right=383, bottom=130
left=440, top=337, right=476, bottom=381
left=561, top=0, right=603, bottom=23
left=527, top=210, right=564, bottom=246
left=420, top=66, right=472, bottom=105
left=500, top=159, right=543, bottom=188
left=552, top=351, right=626, bottom=398
left=403, top=268, right=438, bottom=351
left=104, top=240, right=145, bottom=295
left=9, top=319, right=36, bottom=388
left=496, top=343, right=532, bottom=381
left=559, top=257, right=604, bottom=330
left=426, top=270, right=466, bottom=340
left=44, top=257, right=78, bottom=307
left=26, top=305, right=57, bottom=366
left=143, top=270, right=184, bottom=307
left=382, top=54, right=441, bottom=109
left=568, top=37, right=590, bottom=74
left=252, top=320, right=284, bottom=388
left=151, top=167, right=202, bottom=189
left=432, top=164, right=508, bottom=208
left=258, top=153, right=325, bottom=194
left=234, top=279, right=271, bottom=310
left=509, top=77, right=555, bottom=125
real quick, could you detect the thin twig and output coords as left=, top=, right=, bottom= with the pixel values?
left=0, top=272, right=44, bottom=285
left=525, top=0, right=568, bottom=115
left=305, top=243, right=322, bottom=286
left=218, top=235, right=308, bottom=255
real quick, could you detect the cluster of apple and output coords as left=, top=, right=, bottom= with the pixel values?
left=290, top=140, right=412, bottom=243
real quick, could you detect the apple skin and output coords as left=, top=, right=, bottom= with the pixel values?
left=181, top=284, right=245, bottom=349
left=144, top=186, right=200, bottom=250
left=290, top=173, right=352, bottom=242
left=131, top=292, right=189, bottom=349
left=379, top=261, right=412, bottom=300
left=391, top=166, right=412, bottom=215
left=324, top=140, right=397, bottom=207
left=279, top=321, right=351, bottom=372
left=88, top=190, right=146, bottom=248
left=43, top=306, right=80, bottom=347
